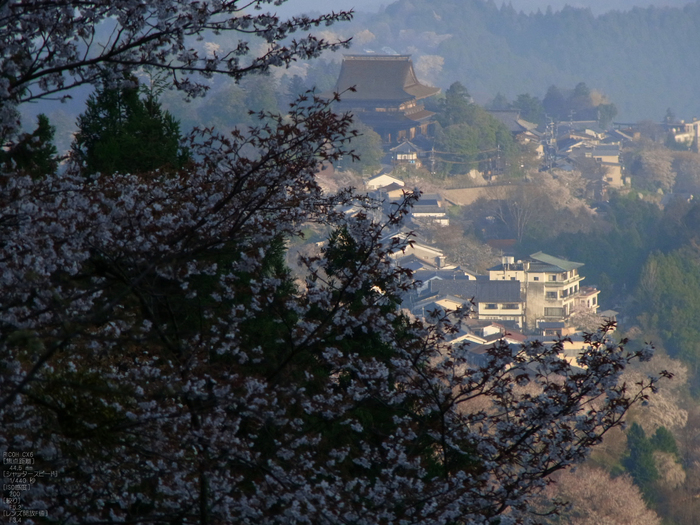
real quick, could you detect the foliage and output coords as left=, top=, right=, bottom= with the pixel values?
left=436, top=82, right=474, bottom=128
left=304, top=58, right=342, bottom=94
left=0, top=1, right=352, bottom=108
left=279, top=74, right=310, bottom=109
left=543, top=85, right=568, bottom=121
left=673, top=152, right=700, bottom=192
left=623, top=423, right=660, bottom=501
left=544, top=467, right=661, bottom=525
left=623, top=422, right=685, bottom=503
left=651, top=426, right=679, bottom=457
left=489, top=92, right=510, bottom=111
left=541, top=81, right=617, bottom=127
left=485, top=184, right=542, bottom=243
left=0, top=114, right=57, bottom=179
left=512, top=94, right=545, bottom=125
left=631, top=148, right=676, bottom=193
left=336, top=118, right=383, bottom=174
left=621, top=353, right=689, bottom=435
left=72, top=81, right=187, bottom=175
left=634, top=247, right=700, bottom=372
left=421, top=223, right=501, bottom=273
left=434, top=83, right=515, bottom=174
left=522, top=192, right=664, bottom=298
left=240, top=75, right=281, bottom=116
left=193, top=81, right=252, bottom=130
left=597, top=103, right=618, bottom=129
left=0, top=2, right=669, bottom=524
left=480, top=173, right=593, bottom=245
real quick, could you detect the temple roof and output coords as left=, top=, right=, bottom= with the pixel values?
left=332, top=55, right=440, bottom=103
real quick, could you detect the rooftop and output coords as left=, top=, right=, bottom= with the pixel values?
left=530, top=252, right=584, bottom=272
left=428, top=280, right=522, bottom=304
left=331, top=55, right=441, bottom=103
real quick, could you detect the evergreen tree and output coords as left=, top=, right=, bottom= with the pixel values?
left=0, top=114, right=58, bottom=179
left=569, top=81, right=592, bottom=113
left=598, top=102, right=618, bottom=129
left=489, top=92, right=509, bottom=110
left=513, top=93, right=545, bottom=125
left=543, top=85, right=567, bottom=121
left=72, top=80, right=186, bottom=176
left=436, top=81, right=474, bottom=127
left=280, top=74, right=309, bottom=109
left=651, top=426, right=679, bottom=457
left=434, top=87, right=516, bottom=175
left=623, top=423, right=660, bottom=501
left=664, top=108, right=676, bottom=124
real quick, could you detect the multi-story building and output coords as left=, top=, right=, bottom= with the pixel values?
left=488, top=252, right=599, bottom=330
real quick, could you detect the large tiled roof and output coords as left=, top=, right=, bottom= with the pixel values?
left=332, top=55, right=440, bottom=102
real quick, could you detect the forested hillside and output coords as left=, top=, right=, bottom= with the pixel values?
left=346, top=0, right=700, bottom=120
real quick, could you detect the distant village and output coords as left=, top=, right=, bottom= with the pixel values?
left=315, top=53, right=700, bottom=354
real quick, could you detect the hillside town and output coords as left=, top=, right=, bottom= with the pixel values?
left=4, top=2, right=700, bottom=524
left=313, top=54, right=699, bottom=352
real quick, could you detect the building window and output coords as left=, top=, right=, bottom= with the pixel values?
left=533, top=276, right=540, bottom=281
left=510, top=277, right=516, bottom=281
left=593, top=296, right=597, bottom=305
left=484, top=304, right=498, bottom=310
left=545, top=291, right=557, bottom=300
left=502, top=303, right=519, bottom=310
left=549, top=275, right=557, bottom=281
left=545, top=307, right=564, bottom=317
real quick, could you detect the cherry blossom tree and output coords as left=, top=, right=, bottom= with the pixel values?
left=545, top=467, right=661, bottom=525
left=0, top=2, right=670, bottom=524
left=0, top=0, right=352, bottom=141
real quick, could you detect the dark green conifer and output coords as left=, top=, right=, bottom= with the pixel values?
left=72, top=80, right=186, bottom=176
left=1, top=114, right=58, bottom=179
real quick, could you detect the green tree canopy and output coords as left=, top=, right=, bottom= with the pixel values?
left=513, top=93, right=545, bottom=125
left=635, top=248, right=700, bottom=371
left=434, top=87, right=515, bottom=174
left=623, top=422, right=660, bottom=501
left=72, top=80, right=187, bottom=176
left=543, top=85, right=567, bottom=120
left=436, top=81, right=473, bottom=127
left=489, top=92, right=509, bottom=110
left=0, top=114, right=58, bottom=179
left=337, top=118, right=383, bottom=174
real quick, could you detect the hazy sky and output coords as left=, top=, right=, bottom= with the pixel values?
left=273, top=0, right=691, bottom=16
left=273, top=0, right=383, bottom=16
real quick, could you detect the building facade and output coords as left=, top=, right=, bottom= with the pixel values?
left=488, top=252, right=599, bottom=330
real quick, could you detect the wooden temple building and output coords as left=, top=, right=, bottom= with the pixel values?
left=328, top=55, right=441, bottom=144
